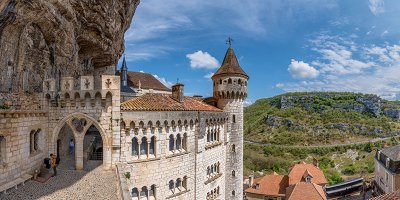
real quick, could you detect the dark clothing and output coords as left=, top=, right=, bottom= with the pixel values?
left=52, top=166, right=57, bottom=176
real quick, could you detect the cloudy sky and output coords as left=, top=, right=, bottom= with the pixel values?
left=120, top=0, right=400, bottom=104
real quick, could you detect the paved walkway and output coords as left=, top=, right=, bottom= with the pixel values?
left=0, top=156, right=119, bottom=200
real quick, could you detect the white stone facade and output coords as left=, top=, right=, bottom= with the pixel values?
left=0, top=49, right=248, bottom=200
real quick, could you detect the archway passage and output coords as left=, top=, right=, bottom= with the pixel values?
left=57, top=124, right=76, bottom=170
left=83, top=125, right=104, bottom=170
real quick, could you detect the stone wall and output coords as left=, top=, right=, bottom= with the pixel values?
left=0, top=111, right=47, bottom=186
left=120, top=111, right=228, bottom=200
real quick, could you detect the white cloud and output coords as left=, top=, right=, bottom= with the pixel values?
left=381, top=30, right=389, bottom=36
left=243, top=99, right=253, bottom=107
left=369, top=0, right=385, bottom=16
left=186, top=51, right=220, bottom=69
left=288, top=59, right=319, bottom=79
left=204, top=72, right=214, bottom=79
left=279, top=34, right=400, bottom=100
left=153, top=74, right=173, bottom=88
left=275, top=83, right=285, bottom=88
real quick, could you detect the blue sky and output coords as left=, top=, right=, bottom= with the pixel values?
left=119, top=0, right=400, bottom=105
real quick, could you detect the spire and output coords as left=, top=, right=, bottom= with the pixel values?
left=212, top=47, right=249, bottom=79
left=121, top=54, right=128, bottom=87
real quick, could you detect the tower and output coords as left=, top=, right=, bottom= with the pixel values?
left=212, top=46, right=248, bottom=199
left=121, top=55, right=128, bottom=87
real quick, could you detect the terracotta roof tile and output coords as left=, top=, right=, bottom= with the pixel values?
left=286, top=182, right=327, bottom=200
left=288, top=163, right=328, bottom=185
left=245, top=175, right=289, bottom=196
left=370, top=190, right=400, bottom=200
left=117, top=71, right=171, bottom=91
left=212, top=47, right=249, bottom=79
left=121, top=93, right=222, bottom=112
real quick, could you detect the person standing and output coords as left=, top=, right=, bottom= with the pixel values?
left=50, top=153, right=57, bottom=177
left=69, top=139, right=75, bottom=155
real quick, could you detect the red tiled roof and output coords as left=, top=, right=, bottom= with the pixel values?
left=370, top=190, right=400, bottom=200
left=245, top=175, right=289, bottom=196
left=121, top=93, right=222, bottom=112
left=286, top=182, right=327, bottom=200
left=117, top=71, right=171, bottom=91
left=212, top=47, right=249, bottom=79
left=288, top=163, right=328, bottom=185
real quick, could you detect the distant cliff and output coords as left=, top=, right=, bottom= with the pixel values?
left=244, top=92, right=400, bottom=145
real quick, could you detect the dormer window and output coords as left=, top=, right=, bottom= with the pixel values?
left=255, top=184, right=260, bottom=189
left=305, top=176, right=312, bottom=183
left=386, top=157, right=390, bottom=167
left=377, top=150, right=381, bottom=160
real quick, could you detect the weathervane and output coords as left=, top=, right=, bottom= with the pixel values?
left=226, top=37, right=234, bottom=47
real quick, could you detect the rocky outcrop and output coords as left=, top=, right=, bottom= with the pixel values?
left=264, top=115, right=294, bottom=127
left=0, top=0, right=140, bottom=95
left=384, top=108, right=400, bottom=120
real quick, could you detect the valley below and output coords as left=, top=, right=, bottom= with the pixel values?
left=243, top=92, right=400, bottom=184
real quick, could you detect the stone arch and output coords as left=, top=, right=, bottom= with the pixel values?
left=228, top=78, right=232, bottom=84
left=236, top=91, right=240, bottom=99
left=147, top=120, right=153, bottom=128
left=74, top=92, right=81, bottom=107
left=45, top=93, right=51, bottom=107
left=51, top=112, right=110, bottom=170
left=105, top=91, right=112, bottom=108
left=94, top=92, right=102, bottom=107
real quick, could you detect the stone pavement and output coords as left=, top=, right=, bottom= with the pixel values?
left=0, top=156, right=119, bottom=200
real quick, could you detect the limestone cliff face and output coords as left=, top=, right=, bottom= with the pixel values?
left=0, top=0, right=139, bottom=94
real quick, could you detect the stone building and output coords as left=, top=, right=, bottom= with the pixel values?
left=0, top=46, right=249, bottom=200
left=373, top=145, right=400, bottom=195
left=245, top=162, right=328, bottom=200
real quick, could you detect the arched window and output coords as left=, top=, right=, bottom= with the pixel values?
left=176, top=178, right=182, bottom=190
left=84, top=92, right=91, bottom=108
left=217, top=186, right=220, bottom=195
left=210, top=130, right=214, bottom=142
left=183, top=133, right=187, bottom=151
left=211, top=165, right=214, bottom=174
left=141, top=186, right=148, bottom=198
left=131, top=187, right=139, bottom=198
left=207, top=131, right=210, bottom=142
left=207, top=166, right=211, bottom=176
left=169, top=180, right=175, bottom=192
left=34, top=129, right=40, bottom=151
left=217, top=162, right=220, bottom=173
left=29, top=130, right=35, bottom=154
left=238, top=79, right=242, bottom=85
left=183, top=176, right=187, bottom=189
left=150, top=136, right=155, bottom=155
left=176, top=134, right=181, bottom=150
left=94, top=92, right=101, bottom=107
left=219, top=79, right=222, bottom=84
left=0, top=136, right=5, bottom=164
left=232, top=170, right=236, bottom=177
left=105, top=92, right=112, bottom=108
left=228, top=78, right=232, bottom=84
left=132, top=137, right=138, bottom=156
left=140, top=137, right=148, bottom=157
left=169, top=135, right=174, bottom=152
left=213, top=131, right=217, bottom=142
left=232, top=190, right=235, bottom=196
left=245, top=81, right=247, bottom=86
left=232, top=144, right=236, bottom=152
left=149, top=185, right=156, bottom=197
left=232, top=115, right=236, bottom=123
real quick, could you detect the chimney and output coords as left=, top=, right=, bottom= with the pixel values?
left=172, top=83, right=184, bottom=103
left=249, top=175, right=254, bottom=186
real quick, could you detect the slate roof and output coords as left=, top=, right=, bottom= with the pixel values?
left=212, top=47, right=249, bottom=79
left=245, top=174, right=289, bottom=196
left=121, top=93, right=222, bottom=112
left=380, top=145, right=400, bottom=161
left=288, top=162, right=328, bottom=185
left=286, top=182, right=327, bottom=200
left=116, top=71, right=171, bottom=92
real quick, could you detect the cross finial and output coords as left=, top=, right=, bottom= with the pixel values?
left=226, top=37, right=234, bottom=47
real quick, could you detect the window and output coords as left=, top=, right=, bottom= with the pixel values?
left=183, top=133, right=187, bottom=151
left=232, top=144, right=236, bottom=152
left=219, top=79, right=222, bottom=84
left=30, top=130, right=35, bottom=153
left=149, top=185, right=156, bottom=197
left=228, top=78, right=232, bottom=84
left=141, top=186, right=148, bottom=198
left=30, top=129, right=40, bottom=154
left=305, top=177, right=311, bottom=183
left=140, top=137, right=148, bottom=157
left=169, top=135, right=174, bottom=152
left=232, top=190, right=235, bottom=196
left=0, top=136, right=5, bottom=164
left=131, top=187, right=139, bottom=198
left=232, top=170, right=236, bottom=177
left=132, top=137, right=138, bottom=156
left=176, top=134, right=182, bottom=150
left=150, top=136, right=155, bottom=155
left=386, top=158, right=390, bottom=167
left=232, top=115, right=236, bottom=123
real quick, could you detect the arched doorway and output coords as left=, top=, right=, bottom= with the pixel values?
left=51, top=112, right=111, bottom=171
left=56, top=124, right=76, bottom=170
left=83, top=125, right=103, bottom=170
